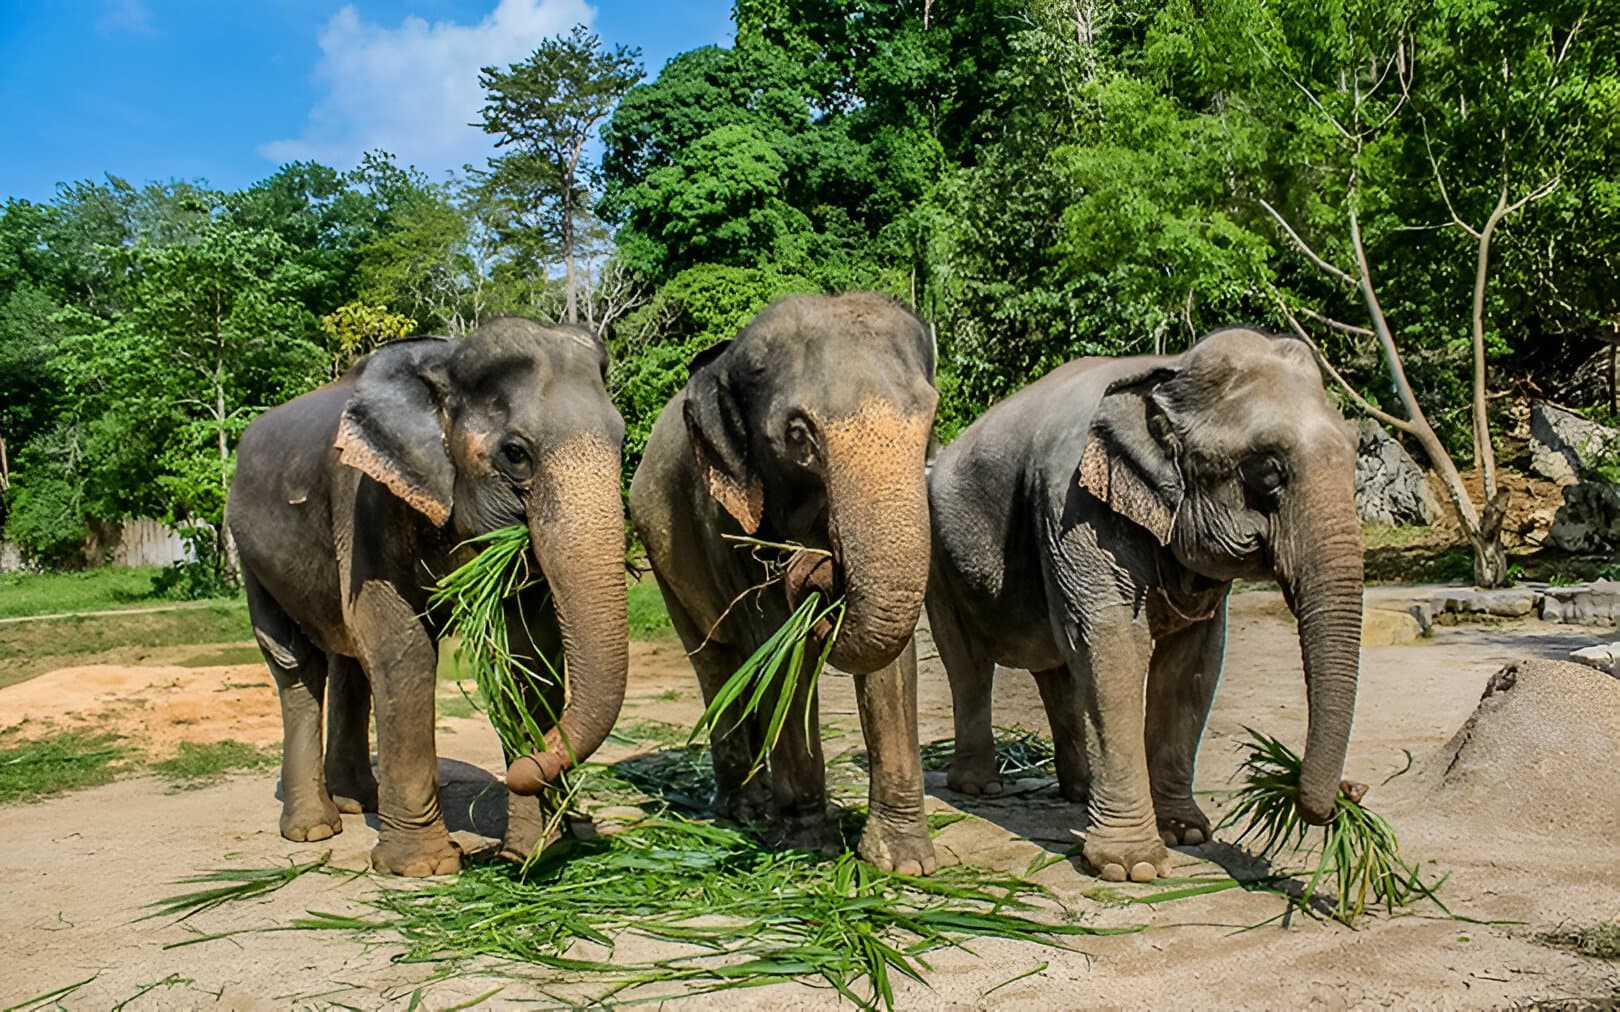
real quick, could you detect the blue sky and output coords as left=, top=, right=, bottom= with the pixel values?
left=0, top=0, right=735, bottom=203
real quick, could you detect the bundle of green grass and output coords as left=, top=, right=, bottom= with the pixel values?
left=1218, top=728, right=1446, bottom=925
left=427, top=525, right=561, bottom=759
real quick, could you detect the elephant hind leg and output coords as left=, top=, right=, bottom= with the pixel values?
left=245, top=570, right=342, bottom=843
left=1031, top=665, right=1091, bottom=804
left=1146, top=609, right=1227, bottom=847
left=324, top=655, right=378, bottom=815
left=928, top=591, right=1001, bottom=798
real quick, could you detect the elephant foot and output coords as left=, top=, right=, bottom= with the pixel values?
left=714, top=778, right=774, bottom=825
left=946, top=755, right=1003, bottom=797
left=326, top=763, right=379, bottom=815
left=371, top=827, right=462, bottom=877
left=497, top=792, right=562, bottom=864
left=1083, top=829, right=1171, bottom=883
left=280, top=793, right=343, bottom=842
left=1056, top=777, right=1089, bottom=804
left=1156, top=803, right=1212, bottom=847
left=765, top=810, right=844, bottom=857
left=858, top=812, right=937, bottom=876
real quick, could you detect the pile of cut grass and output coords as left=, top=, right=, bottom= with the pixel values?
left=426, top=525, right=561, bottom=758
left=323, top=810, right=1112, bottom=1008
left=1218, top=728, right=1447, bottom=926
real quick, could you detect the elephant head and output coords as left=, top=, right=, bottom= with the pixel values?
left=333, top=317, right=629, bottom=795
left=683, top=293, right=938, bottom=674
left=1079, top=328, right=1362, bottom=825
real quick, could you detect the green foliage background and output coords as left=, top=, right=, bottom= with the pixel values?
left=2, top=3, right=1616, bottom=568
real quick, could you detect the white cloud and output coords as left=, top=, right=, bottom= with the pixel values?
left=97, top=0, right=157, bottom=36
left=262, top=0, right=594, bottom=171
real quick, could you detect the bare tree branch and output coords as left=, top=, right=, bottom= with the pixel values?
left=1297, top=305, right=1374, bottom=337
left=1259, top=199, right=1358, bottom=288
left=1273, top=294, right=1417, bottom=434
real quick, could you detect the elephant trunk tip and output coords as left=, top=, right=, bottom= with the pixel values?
left=506, top=750, right=567, bottom=796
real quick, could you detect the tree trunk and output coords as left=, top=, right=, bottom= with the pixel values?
left=562, top=184, right=578, bottom=325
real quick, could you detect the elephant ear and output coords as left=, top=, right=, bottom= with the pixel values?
left=1078, top=366, right=1184, bottom=546
left=682, top=340, right=763, bottom=534
left=334, top=338, right=456, bottom=526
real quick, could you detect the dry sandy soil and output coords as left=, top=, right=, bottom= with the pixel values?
left=1, top=589, right=1618, bottom=1010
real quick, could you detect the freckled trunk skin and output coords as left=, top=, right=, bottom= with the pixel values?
left=819, top=402, right=934, bottom=674
left=1277, top=474, right=1365, bottom=825
left=505, top=436, right=629, bottom=795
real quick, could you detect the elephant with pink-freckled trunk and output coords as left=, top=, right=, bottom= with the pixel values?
left=227, top=317, right=629, bottom=877
left=629, top=293, right=939, bottom=875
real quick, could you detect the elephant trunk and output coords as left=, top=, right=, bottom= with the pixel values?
left=505, top=434, right=629, bottom=796
left=820, top=400, right=933, bottom=674
left=1276, top=474, right=1365, bottom=825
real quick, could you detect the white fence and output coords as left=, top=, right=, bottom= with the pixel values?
left=0, top=518, right=192, bottom=572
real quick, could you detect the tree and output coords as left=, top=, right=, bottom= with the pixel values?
left=478, top=24, right=642, bottom=324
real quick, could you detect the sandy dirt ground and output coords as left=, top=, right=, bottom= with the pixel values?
left=1, top=590, right=1618, bottom=1010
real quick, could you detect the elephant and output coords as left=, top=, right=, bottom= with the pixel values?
left=629, top=292, right=939, bottom=875
left=225, top=316, right=629, bottom=877
left=925, top=328, right=1362, bottom=883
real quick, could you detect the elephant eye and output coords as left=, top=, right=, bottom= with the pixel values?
left=785, top=417, right=816, bottom=463
left=498, top=439, right=533, bottom=480
left=1242, top=454, right=1286, bottom=496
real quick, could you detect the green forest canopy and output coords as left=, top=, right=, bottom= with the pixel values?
left=2, top=0, right=1616, bottom=569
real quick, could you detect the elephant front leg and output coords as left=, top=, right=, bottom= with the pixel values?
left=1146, top=606, right=1227, bottom=847
left=324, top=655, right=378, bottom=815
left=1070, top=611, right=1170, bottom=883
left=354, top=586, right=460, bottom=877
left=496, top=596, right=567, bottom=863
left=853, top=638, right=936, bottom=876
left=764, top=653, right=840, bottom=856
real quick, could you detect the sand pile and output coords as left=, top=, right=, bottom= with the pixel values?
left=1403, top=659, right=1620, bottom=837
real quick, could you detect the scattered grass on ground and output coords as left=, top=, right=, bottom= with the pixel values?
left=0, top=602, right=252, bottom=689
left=0, top=729, right=128, bottom=803
left=1541, top=922, right=1620, bottom=960
left=918, top=726, right=1057, bottom=779
left=151, top=740, right=278, bottom=787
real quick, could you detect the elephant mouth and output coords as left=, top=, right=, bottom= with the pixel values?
left=784, top=551, right=844, bottom=639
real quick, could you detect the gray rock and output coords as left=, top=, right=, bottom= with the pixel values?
left=1428, top=587, right=1539, bottom=618
left=1529, top=402, right=1619, bottom=485
left=1354, top=420, right=1441, bottom=526
left=1545, top=481, right=1620, bottom=552
left=1362, top=608, right=1423, bottom=646
left=1538, top=580, right=1620, bottom=624
left=1567, top=643, right=1618, bottom=674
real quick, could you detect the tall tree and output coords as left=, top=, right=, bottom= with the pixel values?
left=478, top=24, right=642, bottom=324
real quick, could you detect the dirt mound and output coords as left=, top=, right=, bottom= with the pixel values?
left=1405, top=659, right=1620, bottom=836
left=0, top=662, right=280, bottom=754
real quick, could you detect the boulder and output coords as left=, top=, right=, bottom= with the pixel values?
left=1354, top=419, right=1440, bottom=526
left=1361, top=608, right=1424, bottom=646
left=1528, top=402, right=1619, bottom=485
left=1567, top=642, right=1620, bottom=676
left=1401, top=660, right=1620, bottom=837
left=1544, top=481, right=1620, bottom=552
left=1428, top=587, right=1539, bottom=618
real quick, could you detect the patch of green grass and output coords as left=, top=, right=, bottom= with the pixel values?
left=1360, top=523, right=1438, bottom=550
left=0, top=566, right=175, bottom=618
left=436, top=684, right=483, bottom=720
left=1363, top=545, right=1476, bottom=585
left=0, top=603, right=253, bottom=689
left=0, top=729, right=128, bottom=804
left=151, top=740, right=277, bottom=786
left=1542, top=922, right=1620, bottom=960
left=605, top=718, right=688, bottom=748
left=627, top=578, right=673, bottom=639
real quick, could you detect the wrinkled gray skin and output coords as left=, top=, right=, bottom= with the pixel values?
left=226, top=317, right=629, bottom=877
left=629, top=293, right=940, bottom=875
left=927, top=329, right=1363, bottom=883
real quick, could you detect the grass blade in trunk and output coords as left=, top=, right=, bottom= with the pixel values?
left=426, top=525, right=562, bottom=758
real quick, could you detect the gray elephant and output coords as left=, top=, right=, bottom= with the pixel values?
left=629, top=293, right=939, bottom=874
left=226, top=317, right=629, bottom=877
left=926, top=328, right=1362, bottom=883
